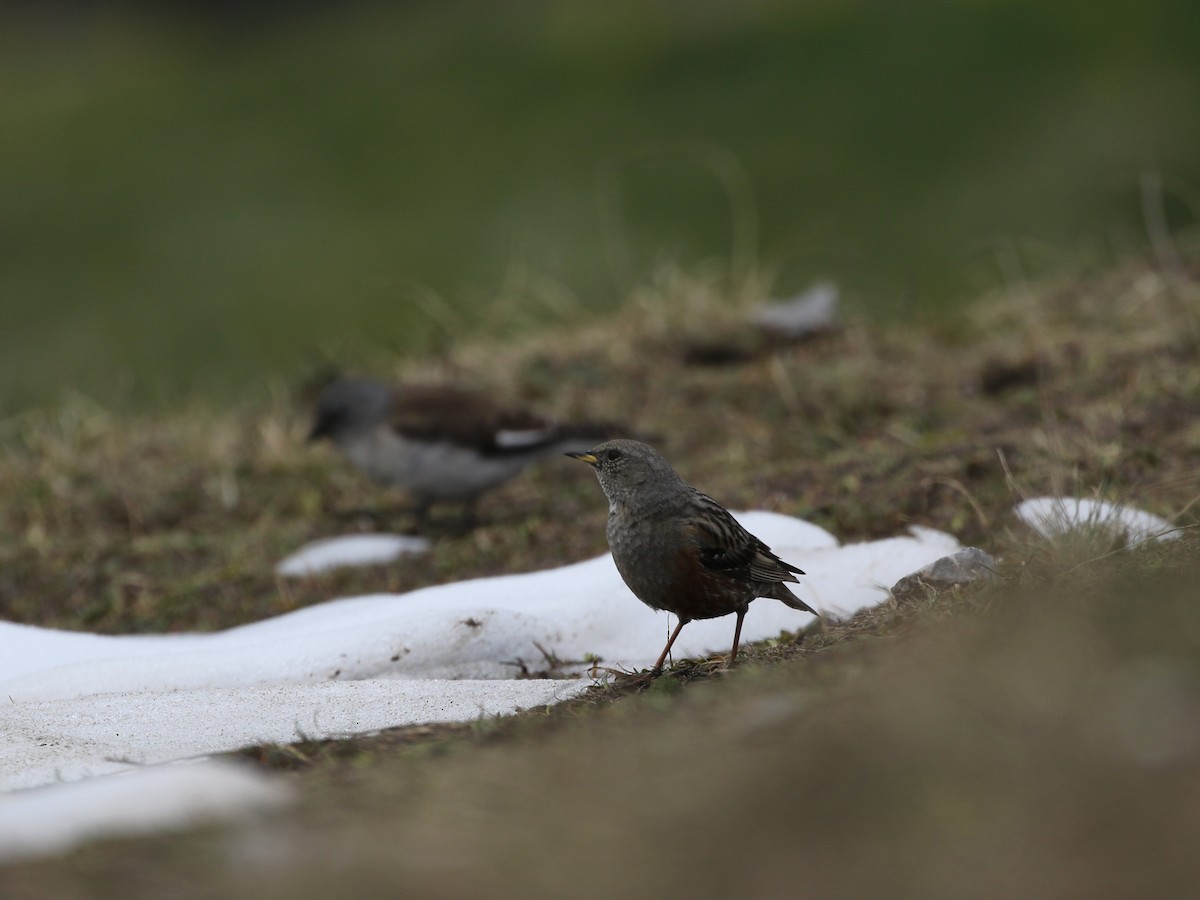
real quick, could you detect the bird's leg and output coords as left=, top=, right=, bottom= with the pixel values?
left=651, top=617, right=688, bottom=675
left=728, top=607, right=747, bottom=668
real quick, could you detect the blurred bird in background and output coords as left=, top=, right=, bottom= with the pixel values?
left=309, top=377, right=624, bottom=530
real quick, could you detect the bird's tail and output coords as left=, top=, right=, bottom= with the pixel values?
left=771, top=583, right=819, bottom=616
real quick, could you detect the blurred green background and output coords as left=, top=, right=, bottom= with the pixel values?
left=3, top=0, right=1199, bottom=410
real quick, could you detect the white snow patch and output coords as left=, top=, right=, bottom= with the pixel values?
left=0, top=760, right=292, bottom=862
left=276, top=533, right=431, bottom=576
left=1015, top=497, right=1179, bottom=544
left=750, top=281, right=840, bottom=337
left=0, top=679, right=587, bottom=792
left=0, top=510, right=963, bottom=860
left=0, top=513, right=954, bottom=705
left=0, top=498, right=1182, bottom=861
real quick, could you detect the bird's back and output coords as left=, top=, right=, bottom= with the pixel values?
left=604, top=483, right=814, bottom=619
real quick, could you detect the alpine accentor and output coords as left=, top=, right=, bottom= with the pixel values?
left=568, top=438, right=816, bottom=673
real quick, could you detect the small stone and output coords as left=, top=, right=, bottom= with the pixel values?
left=890, top=547, right=998, bottom=599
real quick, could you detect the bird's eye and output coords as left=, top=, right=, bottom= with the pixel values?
left=605, top=448, right=623, bottom=462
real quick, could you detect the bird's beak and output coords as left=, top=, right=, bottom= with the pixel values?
left=565, top=451, right=599, bottom=467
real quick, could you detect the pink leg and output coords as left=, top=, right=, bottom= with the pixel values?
left=728, top=608, right=747, bottom=668
left=651, top=618, right=688, bottom=674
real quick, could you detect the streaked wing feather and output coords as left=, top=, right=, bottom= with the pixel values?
left=686, top=492, right=803, bottom=584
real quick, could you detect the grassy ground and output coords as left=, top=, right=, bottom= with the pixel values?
left=1, top=248, right=1199, bottom=896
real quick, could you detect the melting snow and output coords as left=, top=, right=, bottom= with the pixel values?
left=26, top=499, right=1167, bottom=862
left=1015, top=497, right=1178, bottom=544
left=276, top=534, right=431, bottom=576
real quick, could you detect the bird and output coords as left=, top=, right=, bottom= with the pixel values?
left=567, top=438, right=816, bottom=673
left=308, top=377, right=622, bottom=529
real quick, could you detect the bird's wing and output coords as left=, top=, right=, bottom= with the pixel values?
left=388, top=385, right=558, bottom=455
left=685, top=492, right=804, bottom=584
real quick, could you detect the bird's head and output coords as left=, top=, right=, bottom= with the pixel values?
left=307, top=378, right=391, bottom=444
left=566, top=438, right=683, bottom=507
